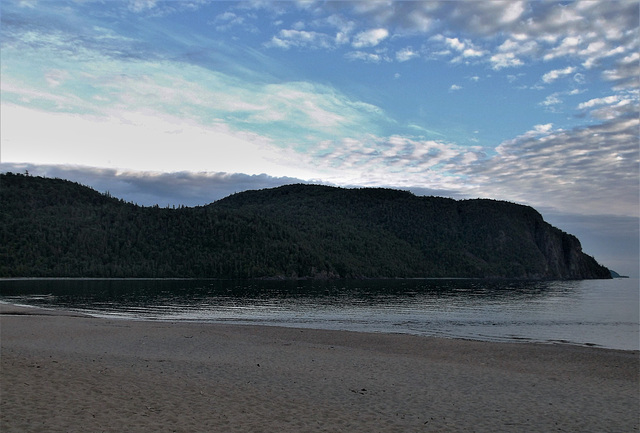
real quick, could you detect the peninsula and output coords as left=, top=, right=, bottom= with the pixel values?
left=0, top=172, right=610, bottom=280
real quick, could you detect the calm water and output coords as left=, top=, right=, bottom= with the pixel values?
left=1, top=278, right=638, bottom=351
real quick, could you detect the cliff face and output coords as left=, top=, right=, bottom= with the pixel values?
left=0, top=174, right=611, bottom=279
left=534, top=222, right=611, bottom=279
left=440, top=198, right=610, bottom=280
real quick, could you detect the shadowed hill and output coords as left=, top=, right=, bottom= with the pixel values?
left=0, top=173, right=610, bottom=279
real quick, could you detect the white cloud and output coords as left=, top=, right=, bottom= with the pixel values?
left=490, top=52, right=523, bottom=70
left=267, top=29, right=333, bottom=49
left=2, top=8, right=399, bottom=149
left=447, top=1, right=521, bottom=35
left=487, top=38, right=539, bottom=70
left=325, top=14, right=356, bottom=34
left=436, top=1, right=637, bottom=80
left=541, top=93, right=562, bottom=107
left=1, top=77, right=88, bottom=111
left=533, top=123, right=553, bottom=134
left=324, top=14, right=356, bottom=45
left=449, top=84, right=462, bottom=91
left=543, top=36, right=581, bottom=61
left=405, top=9, right=433, bottom=33
left=573, top=73, right=586, bottom=84
left=430, top=35, right=486, bottom=62
left=307, top=134, right=482, bottom=190
left=577, top=95, right=637, bottom=121
left=335, top=32, right=350, bottom=45
left=603, top=59, right=640, bottom=90
left=444, top=37, right=465, bottom=51
left=261, top=84, right=350, bottom=127
left=212, top=11, right=246, bottom=32
left=1, top=28, right=394, bottom=177
left=352, top=28, right=388, bottom=48
left=128, top=0, right=157, bottom=13
left=542, top=66, right=577, bottom=83
left=17, top=0, right=37, bottom=8
left=0, top=103, right=297, bottom=176
left=395, top=47, right=419, bottom=62
left=619, top=51, right=640, bottom=66
left=345, top=51, right=386, bottom=63
left=589, top=100, right=634, bottom=121
left=462, top=48, right=484, bottom=58
left=253, top=1, right=636, bottom=81
left=44, top=69, right=70, bottom=88
left=500, top=1, right=526, bottom=24
left=463, top=117, right=639, bottom=217
left=577, top=95, right=621, bottom=110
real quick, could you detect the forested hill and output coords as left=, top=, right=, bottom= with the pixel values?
left=0, top=172, right=611, bottom=280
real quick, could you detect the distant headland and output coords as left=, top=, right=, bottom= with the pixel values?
left=0, top=172, right=611, bottom=280
left=609, top=270, right=630, bottom=278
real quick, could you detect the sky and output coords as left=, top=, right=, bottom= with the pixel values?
left=1, top=0, right=639, bottom=275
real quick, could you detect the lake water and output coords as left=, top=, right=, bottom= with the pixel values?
left=1, top=278, right=638, bottom=351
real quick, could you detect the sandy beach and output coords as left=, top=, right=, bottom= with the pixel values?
left=1, top=303, right=638, bottom=432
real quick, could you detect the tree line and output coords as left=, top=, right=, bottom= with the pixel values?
left=0, top=173, right=611, bottom=279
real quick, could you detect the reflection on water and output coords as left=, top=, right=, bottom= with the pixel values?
left=1, top=278, right=638, bottom=351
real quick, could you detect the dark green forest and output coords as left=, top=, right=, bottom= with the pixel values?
left=0, top=173, right=610, bottom=279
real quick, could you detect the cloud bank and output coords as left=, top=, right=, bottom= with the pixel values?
left=0, top=162, right=309, bottom=207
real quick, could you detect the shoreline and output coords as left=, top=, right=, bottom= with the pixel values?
left=2, top=303, right=639, bottom=432
left=0, top=275, right=617, bottom=282
left=2, top=300, right=637, bottom=352
left=2, top=302, right=637, bottom=352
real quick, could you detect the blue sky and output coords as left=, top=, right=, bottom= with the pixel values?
left=1, top=1, right=639, bottom=274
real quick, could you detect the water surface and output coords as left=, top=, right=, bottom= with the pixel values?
left=1, top=278, right=637, bottom=351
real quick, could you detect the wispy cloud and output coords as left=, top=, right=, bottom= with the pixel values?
left=128, top=0, right=157, bottom=13
left=212, top=11, right=248, bottom=32
left=344, top=50, right=389, bottom=63
left=540, top=93, right=562, bottom=108
left=1, top=13, right=392, bottom=160
left=266, top=29, right=333, bottom=49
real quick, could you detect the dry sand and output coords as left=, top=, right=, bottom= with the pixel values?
left=1, top=303, right=638, bottom=432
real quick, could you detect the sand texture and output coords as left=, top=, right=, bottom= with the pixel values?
left=1, top=304, right=638, bottom=432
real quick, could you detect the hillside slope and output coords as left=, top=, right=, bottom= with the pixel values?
left=0, top=173, right=610, bottom=279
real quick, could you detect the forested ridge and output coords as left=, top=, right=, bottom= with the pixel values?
left=0, top=173, right=611, bottom=279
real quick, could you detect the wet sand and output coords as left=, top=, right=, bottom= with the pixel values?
left=1, top=303, right=638, bottom=432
